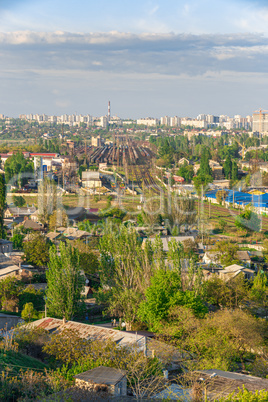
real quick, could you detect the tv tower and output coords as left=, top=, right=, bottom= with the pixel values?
left=108, top=101, right=111, bottom=120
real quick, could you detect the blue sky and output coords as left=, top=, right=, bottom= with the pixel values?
left=1, top=0, right=268, bottom=118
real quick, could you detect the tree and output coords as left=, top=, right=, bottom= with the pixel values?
left=0, top=276, right=23, bottom=311
left=12, top=195, right=26, bottom=207
left=216, top=190, right=227, bottom=205
left=70, top=240, right=99, bottom=281
left=193, top=174, right=213, bottom=195
left=235, top=207, right=261, bottom=233
left=21, top=302, right=38, bottom=322
left=23, top=233, right=50, bottom=267
left=48, top=209, right=68, bottom=231
left=250, top=271, right=268, bottom=311
left=177, top=164, right=194, bottom=183
left=232, top=160, right=238, bottom=181
left=199, top=147, right=212, bottom=176
left=19, top=284, right=45, bottom=313
left=0, top=173, right=6, bottom=238
left=223, top=155, right=232, bottom=179
left=4, top=152, right=34, bottom=186
left=11, top=232, right=24, bottom=249
left=171, top=309, right=267, bottom=372
left=138, top=269, right=207, bottom=331
left=213, top=240, right=239, bottom=266
left=46, top=242, right=85, bottom=320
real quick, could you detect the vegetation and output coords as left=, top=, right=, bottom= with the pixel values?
left=23, top=233, right=50, bottom=266
left=46, top=242, right=85, bottom=320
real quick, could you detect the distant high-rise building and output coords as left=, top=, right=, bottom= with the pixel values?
left=252, top=109, right=268, bottom=133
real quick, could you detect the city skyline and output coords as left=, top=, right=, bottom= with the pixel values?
left=1, top=1, right=268, bottom=117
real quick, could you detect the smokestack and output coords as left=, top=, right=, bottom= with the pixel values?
left=108, top=101, right=111, bottom=120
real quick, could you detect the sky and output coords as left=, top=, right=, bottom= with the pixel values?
left=1, top=0, right=268, bottom=118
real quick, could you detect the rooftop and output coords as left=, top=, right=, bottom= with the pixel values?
left=74, top=366, right=127, bottom=386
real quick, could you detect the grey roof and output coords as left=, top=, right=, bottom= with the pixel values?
left=196, top=369, right=263, bottom=381
left=74, top=366, right=126, bottom=385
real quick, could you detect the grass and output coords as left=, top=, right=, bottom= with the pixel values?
left=0, top=349, right=47, bottom=374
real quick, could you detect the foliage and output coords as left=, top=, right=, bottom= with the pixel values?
left=13, top=326, right=49, bottom=360
left=18, top=284, right=45, bottom=313
left=138, top=269, right=207, bottom=330
left=202, top=275, right=249, bottom=309
left=21, top=302, right=38, bottom=322
left=46, top=242, right=85, bottom=320
left=213, top=240, right=239, bottom=266
left=49, top=209, right=68, bottom=231
left=23, top=233, right=50, bottom=266
left=4, top=151, right=34, bottom=186
left=0, top=173, right=6, bottom=237
left=215, top=385, right=268, bottom=401
left=249, top=271, right=268, bottom=309
left=177, top=163, right=194, bottom=183
left=12, top=194, right=26, bottom=207
left=164, top=308, right=267, bottom=372
left=43, top=329, right=91, bottom=367
left=235, top=206, right=261, bottom=233
left=223, top=155, right=232, bottom=179
left=193, top=173, right=213, bottom=195
left=199, top=147, right=212, bottom=176
left=0, top=277, right=23, bottom=311
left=11, top=232, right=24, bottom=249
left=0, top=367, right=70, bottom=402
left=216, top=190, right=227, bottom=205
left=70, top=240, right=99, bottom=278
left=99, top=206, right=126, bottom=220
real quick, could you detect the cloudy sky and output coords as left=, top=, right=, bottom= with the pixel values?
left=1, top=0, right=268, bottom=118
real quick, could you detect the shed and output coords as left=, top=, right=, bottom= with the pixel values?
left=74, top=366, right=127, bottom=396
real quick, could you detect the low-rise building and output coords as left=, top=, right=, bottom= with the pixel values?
left=74, top=367, right=127, bottom=397
left=82, top=171, right=102, bottom=189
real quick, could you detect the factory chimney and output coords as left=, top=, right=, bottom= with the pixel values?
left=108, top=101, right=111, bottom=120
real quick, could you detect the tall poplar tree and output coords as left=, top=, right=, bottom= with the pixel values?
left=0, top=174, right=6, bottom=238
left=46, top=242, right=85, bottom=320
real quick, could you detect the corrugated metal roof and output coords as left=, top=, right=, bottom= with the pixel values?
left=29, top=318, right=145, bottom=346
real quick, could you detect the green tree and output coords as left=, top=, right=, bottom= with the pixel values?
left=138, top=269, right=207, bottom=330
left=21, top=302, right=38, bottom=322
left=48, top=209, right=68, bottom=231
left=199, top=147, right=212, bottom=176
left=0, top=173, right=6, bottom=238
left=46, top=242, right=85, bottom=320
left=19, top=285, right=45, bottom=313
left=235, top=207, right=261, bottom=233
left=213, top=240, right=239, bottom=266
left=193, top=174, right=213, bottom=195
left=12, top=195, right=26, bottom=207
left=23, top=233, right=50, bottom=266
left=223, top=155, right=232, bottom=179
left=0, top=276, right=23, bottom=311
left=231, top=160, right=239, bottom=181
left=4, top=152, right=34, bottom=186
left=11, top=232, right=24, bottom=249
left=177, top=164, right=194, bottom=183
left=70, top=240, right=99, bottom=281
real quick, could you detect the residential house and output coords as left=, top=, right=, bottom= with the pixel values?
left=219, top=264, right=255, bottom=281
left=5, top=205, right=36, bottom=219
left=20, top=219, right=44, bottom=232
left=195, top=369, right=268, bottom=400
left=0, top=239, right=13, bottom=254
left=74, top=366, right=127, bottom=397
